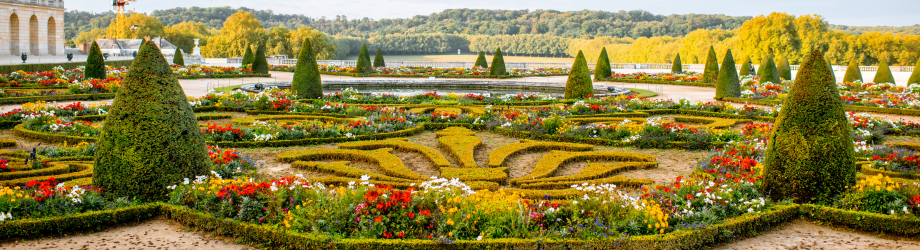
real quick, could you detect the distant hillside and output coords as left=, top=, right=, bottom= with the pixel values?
left=829, top=24, right=920, bottom=35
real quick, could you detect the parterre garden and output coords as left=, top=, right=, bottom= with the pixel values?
left=2, top=40, right=920, bottom=249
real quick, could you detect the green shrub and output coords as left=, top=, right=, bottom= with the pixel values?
left=909, top=60, right=920, bottom=85
left=173, top=48, right=184, bottom=66
left=762, top=49, right=855, bottom=204
left=715, top=49, right=740, bottom=99
left=758, top=50, right=773, bottom=76
left=0, top=60, right=131, bottom=74
left=291, top=38, right=323, bottom=99
left=93, top=41, right=210, bottom=202
left=671, top=53, right=682, bottom=73
left=739, top=55, right=755, bottom=76
left=759, top=55, right=781, bottom=84
left=373, top=48, right=385, bottom=67
left=474, top=51, right=488, bottom=68
left=874, top=59, right=895, bottom=84
left=777, top=55, right=792, bottom=80
left=594, top=47, right=611, bottom=80
left=843, top=59, right=863, bottom=83
left=241, top=46, right=254, bottom=67
left=702, top=46, right=719, bottom=83
left=355, top=44, right=372, bottom=74
left=489, top=48, right=507, bottom=76
left=565, top=50, right=593, bottom=99
left=85, top=41, right=106, bottom=79
left=251, top=44, right=268, bottom=74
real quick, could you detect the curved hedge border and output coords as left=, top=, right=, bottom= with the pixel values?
left=0, top=93, right=116, bottom=105
left=860, top=164, right=920, bottom=180
left=0, top=204, right=160, bottom=240
left=13, top=124, right=96, bottom=143
left=801, top=204, right=920, bottom=237
left=74, top=113, right=232, bottom=122
left=491, top=126, right=728, bottom=150
left=0, top=139, right=14, bottom=148
left=723, top=97, right=920, bottom=117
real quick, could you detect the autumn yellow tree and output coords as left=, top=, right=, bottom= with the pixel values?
left=201, top=11, right=265, bottom=58
left=289, top=27, right=337, bottom=60
left=106, top=12, right=166, bottom=40
left=166, top=21, right=211, bottom=54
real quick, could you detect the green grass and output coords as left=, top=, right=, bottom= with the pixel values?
left=628, top=88, right=658, bottom=98
left=342, top=54, right=575, bottom=63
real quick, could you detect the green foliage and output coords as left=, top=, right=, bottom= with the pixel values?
left=827, top=58, right=837, bottom=83
left=671, top=53, right=682, bottom=73
left=355, top=44, right=372, bottom=74
left=241, top=46, right=254, bottom=67
left=0, top=60, right=131, bottom=74
left=85, top=41, right=106, bottom=79
left=373, top=48, right=385, bottom=67
left=873, top=59, right=895, bottom=84
left=759, top=55, right=781, bottom=84
left=251, top=44, right=269, bottom=74
left=474, top=51, right=488, bottom=68
left=93, top=41, right=210, bottom=202
left=489, top=48, right=507, bottom=76
left=762, top=50, right=855, bottom=204
left=565, top=50, right=594, bottom=99
left=291, top=38, right=323, bottom=99
left=909, top=60, right=920, bottom=85
left=739, top=55, right=754, bottom=76
left=715, top=49, right=740, bottom=99
left=594, top=47, right=612, bottom=80
left=173, top=48, right=185, bottom=66
left=843, top=59, right=863, bottom=83
left=777, top=56, right=792, bottom=80
left=702, top=46, right=719, bottom=83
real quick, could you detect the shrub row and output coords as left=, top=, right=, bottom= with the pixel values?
left=74, top=113, right=231, bottom=122
left=0, top=161, right=93, bottom=186
left=860, top=164, right=920, bottom=180
left=437, top=128, right=482, bottom=168
left=13, top=124, right=96, bottom=144
left=488, top=139, right=593, bottom=168
left=673, top=116, right=752, bottom=129
left=0, top=93, right=116, bottom=105
left=515, top=162, right=657, bottom=185
left=0, top=60, right=132, bottom=74
left=278, top=148, right=426, bottom=180
left=292, top=161, right=410, bottom=182
left=492, top=126, right=727, bottom=150
left=723, top=97, right=920, bottom=117
left=0, top=139, right=14, bottom=147
left=338, top=138, right=451, bottom=169
left=511, top=150, right=656, bottom=184
left=0, top=204, right=160, bottom=240
left=801, top=204, right=920, bottom=237
left=519, top=175, right=655, bottom=189
left=439, top=167, right=508, bottom=183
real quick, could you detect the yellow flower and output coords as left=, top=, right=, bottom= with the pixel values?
left=446, top=219, right=454, bottom=226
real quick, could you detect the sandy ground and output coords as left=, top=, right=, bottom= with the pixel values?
left=715, top=219, right=920, bottom=250
left=0, top=219, right=255, bottom=250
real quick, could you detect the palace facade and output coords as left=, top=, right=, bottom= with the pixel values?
left=0, top=0, right=64, bottom=56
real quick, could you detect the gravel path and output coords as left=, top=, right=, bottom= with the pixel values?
left=715, top=219, right=920, bottom=250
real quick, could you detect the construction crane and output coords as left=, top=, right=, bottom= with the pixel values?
left=111, top=0, right=137, bottom=40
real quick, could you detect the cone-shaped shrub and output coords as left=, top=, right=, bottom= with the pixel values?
left=908, top=60, right=920, bottom=85
left=827, top=58, right=837, bottom=83
left=291, top=38, right=323, bottom=99
left=565, top=50, right=593, bottom=99
left=715, top=49, right=740, bottom=99
left=241, top=46, right=254, bottom=67
left=474, top=51, right=488, bottom=68
left=173, top=48, right=185, bottom=66
left=739, top=55, right=754, bottom=76
left=594, top=47, right=612, bottom=81
left=702, top=46, right=719, bottom=83
left=671, top=53, right=683, bottom=73
left=373, top=48, right=385, bottom=68
left=489, top=48, right=507, bottom=76
left=777, top=56, right=792, bottom=80
left=251, top=44, right=269, bottom=74
left=355, top=44, right=372, bottom=74
left=874, top=59, right=895, bottom=84
left=843, top=59, right=863, bottom=83
left=85, top=41, right=106, bottom=79
left=759, top=56, right=781, bottom=84
left=93, top=41, right=210, bottom=202
left=762, top=50, right=855, bottom=204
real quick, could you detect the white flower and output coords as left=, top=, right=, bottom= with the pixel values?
left=360, top=175, right=371, bottom=181
left=477, top=235, right=483, bottom=241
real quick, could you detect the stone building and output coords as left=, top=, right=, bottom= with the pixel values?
left=82, top=37, right=178, bottom=56
left=0, top=0, right=65, bottom=56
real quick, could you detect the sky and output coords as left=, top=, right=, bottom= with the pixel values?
left=67, top=0, right=920, bottom=27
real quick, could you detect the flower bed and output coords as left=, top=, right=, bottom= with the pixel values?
left=269, top=64, right=569, bottom=78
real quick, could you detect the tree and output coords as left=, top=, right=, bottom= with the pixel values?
left=85, top=41, right=106, bottom=79
left=474, top=51, right=488, bottom=68
left=759, top=55, right=781, bottom=84
left=758, top=51, right=774, bottom=78
left=241, top=46, right=254, bottom=67
left=715, top=49, right=740, bottom=99
left=594, top=47, right=611, bottom=80
left=173, top=48, right=185, bottom=66
left=201, top=11, right=265, bottom=58
left=873, top=59, right=895, bottom=84
left=489, top=48, right=507, bottom=76
left=251, top=44, right=268, bottom=74
left=702, top=46, right=719, bottom=83
left=909, top=60, right=920, bottom=85
left=373, top=48, right=385, bottom=67
left=739, top=55, right=755, bottom=76
left=565, top=50, right=593, bottom=99
left=290, top=27, right=336, bottom=60
left=777, top=55, right=792, bottom=80
left=291, top=38, right=323, bottom=99
left=355, top=44, right=372, bottom=74
left=671, top=53, right=682, bottom=73
left=843, top=59, right=863, bottom=83
left=165, top=21, right=211, bottom=53
left=93, top=41, right=210, bottom=202
left=106, top=12, right=165, bottom=39
left=762, top=49, right=855, bottom=204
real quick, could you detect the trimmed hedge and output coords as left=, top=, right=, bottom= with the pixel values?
left=595, top=47, right=612, bottom=80
left=739, top=55, right=755, bottom=76
left=909, top=60, right=920, bottom=85
left=0, top=60, right=133, bottom=74
left=673, top=116, right=751, bottom=129
left=518, top=175, right=654, bottom=189
left=85, top=41, right=106, bottom=79
left=777, top=56, right=792, bottom=80
left=565, top=50, right=594, bottom=99
left=176, top=73, right=270, bottom=80
left=860, top=164, right=920, bottom=180
left=474, top=51, right=488, bottom=68
left=241, top=46, right=254, bottom=67
left=843, top=59, right=863, bottom=83
left=489, top=48, right=507, bottom=76
left=0, top=204, right=160, bottom=240
left=671, top=53, right=682, bottom=73
left=291, top=38, right=323, bottom=99
left=0, top=161, right=93, bottom=186
left=488, top=139, right=593, bottom=168
left=373, top=48, right=385, bottom=68
left=510, top=150, right=656, bottom=184
left=801, top=204, right=920, bottom=237
left=0, top=139, right=15, bottom=147
left=278, top=148, right=426, bottom=180
left=355, top=44, right=372, bottom=74
left=515, top=162, right=656, bottom=185
left=722, top=97, right=920, bottom=117
left=13, top=124, right=96, bottom=143
left=292, top=161, right=410, bottom=182
left=440, top=167, right=508, bottom=182
left=0, top=93, right=116, bottom=105
left=173, top=48, right=185, bottom=66
left=874, top=59, right=895, bottom=84
left=437, top=127, right=482, bottom=168
left=252, top=44, right=269, bottom=74
left=338, top=138, right=451, bottom=169
left=715, top=49, right=740, bottom=99
left=595, top=78, right=715, bottom=87
left=702, top=46, right=719, bottom=83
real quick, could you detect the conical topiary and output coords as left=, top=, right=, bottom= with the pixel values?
left=758, top=50, right=774, bottom=76
left=702, top=46, right=719, bottom=83
left=241, top=46, right=254, bottom=67
left=873, top=59, right=895, bottom=84
left=291, top=38, right=323, bottom=99
left=565, top=50, right=593, bottom=99
left=759, top=56, right=781, bottom=84
left=777, top=55, right=792, bottom=80
left=85, top=41, right=106, bottom=79
left=489, top=48, right=507, bottom=76
left=671, top=53, right=683, bottom=73
left=373, top=48, right=385, bottom=68
left=763, top=49, right=855, bottom=204
left=715, top=49, right=740, bottom=99
left=93, top=41, right=210, bottom=202
left=474, top=51, right=488, bottom=68
left=827, top=59, right=837, bottom=83
left=594, top=47, right=611, bottom=81
left=251, top=44, right=268, bottom=74
left=355, top=44, right=372, bottom=74
left=739, top=55, right=754, bottom=76
left=908, top=60, right=920, bottom=85
left=173, top=48, right=185, bottom=66
left=843, top=59, right=863, bottom=83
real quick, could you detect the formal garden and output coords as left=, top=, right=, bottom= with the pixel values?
left=0, top=32, right=920, bottom=249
